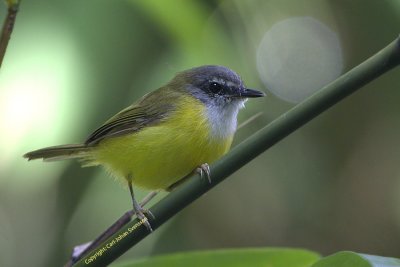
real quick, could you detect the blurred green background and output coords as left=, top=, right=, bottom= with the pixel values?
left=1, top=0, right=400, bottom=266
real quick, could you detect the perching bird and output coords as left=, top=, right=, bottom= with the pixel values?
left=24, top=65, right=265, bottom=230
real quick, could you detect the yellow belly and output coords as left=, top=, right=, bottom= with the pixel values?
left=92, top=96, right=233, bottom=190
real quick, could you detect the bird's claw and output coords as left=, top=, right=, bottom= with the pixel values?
left=142, top=208, right=155, bottom=220
left=133, top=205, right=155, bottom=232
left=134, top=209, right=153, bottom=232
left=196, top=163, right=211, bottom=184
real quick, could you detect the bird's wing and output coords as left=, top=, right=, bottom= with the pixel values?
left=85, top=90, right=176, bottom=145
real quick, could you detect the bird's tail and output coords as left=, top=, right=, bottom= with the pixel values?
left=23, top=144, right=91, bottom=162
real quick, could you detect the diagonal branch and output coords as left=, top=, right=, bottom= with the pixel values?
left=0, top=0, right=20, bottom=68
left=73, top=36, right=400, bottom=267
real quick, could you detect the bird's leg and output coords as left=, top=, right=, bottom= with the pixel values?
left=67, top=167, right=206, bottom=265
left=128, top=181, right=154, bottom=232
left=66, top=190, right=158, bottom=265
left=167, top=163, right=211, bottom=191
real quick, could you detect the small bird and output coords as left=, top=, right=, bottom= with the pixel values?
left=24, top=65, right=265, bottom=230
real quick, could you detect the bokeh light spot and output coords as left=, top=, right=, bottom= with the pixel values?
left=0, top=17, right=89, bottom=188
left=256, top=17, right=343, bottom=103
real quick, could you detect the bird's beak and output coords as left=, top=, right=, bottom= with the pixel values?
left=238, top=88, right=266, bottom=98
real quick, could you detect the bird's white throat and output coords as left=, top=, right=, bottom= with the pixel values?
left=205, top=99, right=245, bottom=140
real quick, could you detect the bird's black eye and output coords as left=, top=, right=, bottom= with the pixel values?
left=209, top=82, right=223, bottom=94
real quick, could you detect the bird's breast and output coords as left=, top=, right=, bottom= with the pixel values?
left=93, top=95, right=235, bottom=190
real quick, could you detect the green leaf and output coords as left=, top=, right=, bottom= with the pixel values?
left=114, top=248, right=320, bottom=267
left=312, top=251, right=400, bottom=267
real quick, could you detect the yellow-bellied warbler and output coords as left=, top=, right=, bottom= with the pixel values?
left=24, top=65, right=265, bottom=231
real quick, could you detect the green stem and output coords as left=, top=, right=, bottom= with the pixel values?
left=73, top=36, right=400, bottom=267
left=0, top=0, right=20, bottom=68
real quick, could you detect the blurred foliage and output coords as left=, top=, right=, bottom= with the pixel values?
left=0, top=0, right=399, bottom=267
left=116, top=248, right=320, bottom=267
left=312, top=251, right=400, bottom=267
left=113, top=249, right=400, bottom=267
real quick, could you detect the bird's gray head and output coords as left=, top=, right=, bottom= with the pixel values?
left=170, top=65, right=265, bottom=139
left=173, top=65, right=265, bottom=109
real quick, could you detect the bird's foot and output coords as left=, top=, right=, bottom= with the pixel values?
left=133, top=203, right=155, bottom=232
left=196, top=163, right=211, bottom=184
